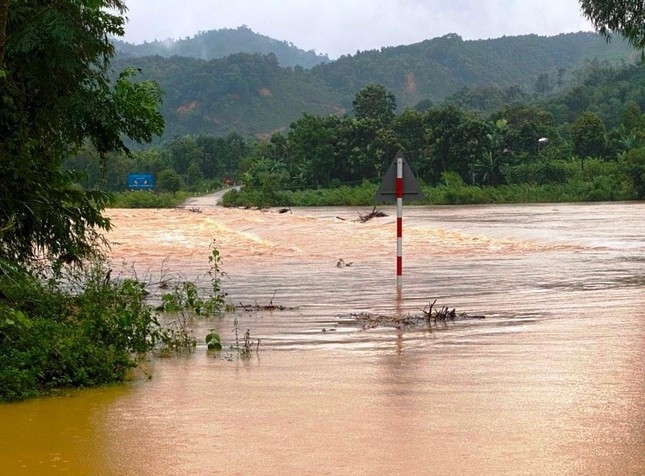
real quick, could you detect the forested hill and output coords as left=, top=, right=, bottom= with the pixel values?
left=113, top=31, right=639, bottom=140
left=313, top=32, right=638, bottom=105
left=113, top=26, right=330, bottom=69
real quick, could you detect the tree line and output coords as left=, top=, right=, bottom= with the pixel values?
left=70, top=66, right=645, bottom=204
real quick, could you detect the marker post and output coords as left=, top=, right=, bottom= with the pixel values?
left=374, top=151, right=424, bottom=292
left=396, top=156, right=403, bottom=290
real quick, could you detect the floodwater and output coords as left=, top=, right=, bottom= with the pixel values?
left=1, top=201, right=643, bottom=475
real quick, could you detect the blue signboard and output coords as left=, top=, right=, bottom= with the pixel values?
left=127, top=173, right=154, bottom=190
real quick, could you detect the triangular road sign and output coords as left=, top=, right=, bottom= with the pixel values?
left=374, top=152, right=425, bottom=202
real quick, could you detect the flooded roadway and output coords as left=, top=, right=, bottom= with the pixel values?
left=1, top=201, right=643, bottom=475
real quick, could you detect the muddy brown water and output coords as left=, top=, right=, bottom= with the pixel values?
left=1, top=201, right=643, bottom=475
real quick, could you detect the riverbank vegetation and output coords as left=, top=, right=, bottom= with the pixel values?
left=0, top=1, right=189, bottom=403
left=0, top=259, right=169, bottom=401
left=66, top=60, right=645, bottom=208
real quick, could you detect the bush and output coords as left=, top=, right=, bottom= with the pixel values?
left=222, top=182, right=380, bottom=207
left=503, top=160, right=573, bottom=185
left=109, top=190, right=188, bottom=208
left=0, top=259, right=167, bottom=402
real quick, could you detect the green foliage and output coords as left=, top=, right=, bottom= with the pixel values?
left=109, top=191, right=188, bottom=208
left=160, top=242, right=229, bottom=316
left=205, top=332, right=222, bottom=351
left=0, top=0, right=163, bottom=266
left=156, top=169, right=185, bottom=193
left=63, top=48, right=644, bottom=208
left=579, top=0, right=645, bottom=52
left=621, top=147, right=645, bottom=198
left=113, top=52, right=343, bottom=139
left=503, top=160, right=573, bottom=185
left=0, top=259, right=172, bottom=402
left=112, top=32, right=636, bottom=140
left=206, top=323, right=259, bottom=358
left=352, top=84, right=397, bottom=125
left=0, top=239, right=240, bottom=401
left=543, top=61, right=645, bottom=128
left=570, top=111, right=608, bottom=162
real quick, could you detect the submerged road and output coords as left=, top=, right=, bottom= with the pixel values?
left=179, top=186, right=239, bottom=209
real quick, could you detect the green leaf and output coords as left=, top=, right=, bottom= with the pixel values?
left=207, top=341, right=222, bottom=351
left=205, top=332, right=221, bottom=344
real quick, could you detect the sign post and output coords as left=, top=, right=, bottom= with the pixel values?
left=374, top=152, right=424, bottom=290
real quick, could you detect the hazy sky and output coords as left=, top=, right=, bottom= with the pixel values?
left=123, top=0, right=595, bottom=58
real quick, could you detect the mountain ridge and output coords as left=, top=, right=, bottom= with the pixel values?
left=112, top=29, right=640, bottom=141
left=114, top=25, right=330, bottom=69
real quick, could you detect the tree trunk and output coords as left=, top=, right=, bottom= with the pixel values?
left=0, top=0, right=8, bottom=69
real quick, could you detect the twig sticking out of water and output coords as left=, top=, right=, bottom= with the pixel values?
left=356, top=207, right=388, bottom=223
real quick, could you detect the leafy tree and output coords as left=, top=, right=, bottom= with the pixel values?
left=241, top=157, right=290, bottom=195
left=570, top=111, right=608, bottom=167
left=157, top=168, right=184, bottom=193
left=620, top=101, right=644, bottom=134
left=491, top=105, right=559, bottom=158
left=451, top=118, right=493, bottom=183
left=0, top=0, right=163, bottom=265
left=186, top=161, right=204, bottom=187
left=579, top=0, right=645, bottom=52
left=340, top=117, right=398, bottom=181
left=352, top=84, right=397, bottom=125
left=621, top=147, right=645, bottom=198
left=391, top=109, right=427, bottom=170
left=195, top=133, right=250, bottom=181
left=424, top=105, right=468, bottom=184
left=164, top=136, right=204, bottom=176
left=473, top=119, right=512, bottom=186
left=287, top=114, right=342, bottom=187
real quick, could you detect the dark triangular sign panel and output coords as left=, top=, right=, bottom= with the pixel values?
left=374, top=154, right=425, bottom=202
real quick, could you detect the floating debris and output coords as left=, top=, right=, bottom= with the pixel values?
left=340, top=299, right=485, bottom=330
left=356, top=207, right=388, bottom=223
left=237, top=291, right=296, bottom=311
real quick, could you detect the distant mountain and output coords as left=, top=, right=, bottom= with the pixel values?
left=112, top=31, right=640, bottom=141
left=114, top=25, right=330, bottom=69
left=312, top=32, right=639, bottom=106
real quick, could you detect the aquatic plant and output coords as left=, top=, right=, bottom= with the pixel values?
left=205, top=331, right=222, bottom=350
left=159, top=240, right=231, bottom=316
left=233, top=318, right=258, bottom=359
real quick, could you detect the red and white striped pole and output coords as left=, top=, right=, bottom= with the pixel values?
left=396, top=156, right=403, bottom=289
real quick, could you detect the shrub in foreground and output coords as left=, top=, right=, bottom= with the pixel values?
left=0, top=259, right=168, bottom=402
